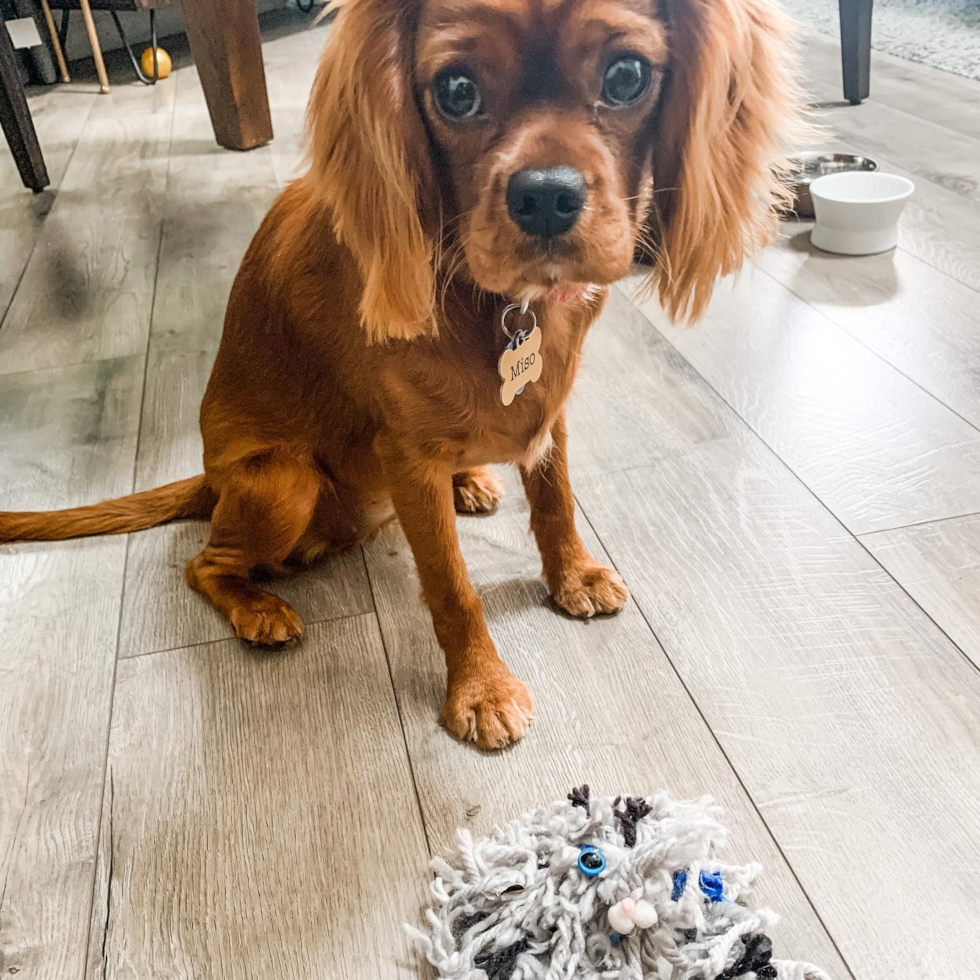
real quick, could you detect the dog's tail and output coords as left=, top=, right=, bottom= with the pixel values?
left=0, top=475, right=215, bottom=543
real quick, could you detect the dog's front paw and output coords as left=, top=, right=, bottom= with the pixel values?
left=443, top=662, right=533, bottom=750
left=552, top=561, right=629, bottom=618
left=453, top=466, right=505, bottom=514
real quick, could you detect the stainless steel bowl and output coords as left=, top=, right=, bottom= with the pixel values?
left=787, top=152, right=878, bottom=218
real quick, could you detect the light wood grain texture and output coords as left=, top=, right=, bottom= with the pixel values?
left=799, top=46, right=980, bottom=205
left=0, top=358, right=141, bottom=977
left=0, top=537, right=126, bottom=979
left=568, top=294, right=980, bottom=980
left=0, top=87, right=98, bottom=324
left=87, top=614, right=430, bottom=980
left=801, top=29, right=980, bottom=144
left=364, top=470, right=849, bottom=976
left=757, top=224, right=980, bottom=431
left=151, top=67, right=280, bottom=355
left=0, top=356, right=144, bottom=511
left=0, top=81, right=175, bottom=376
left=629, top=271, right=980, bottom=534
left=862, top=512, right=980, bottom=671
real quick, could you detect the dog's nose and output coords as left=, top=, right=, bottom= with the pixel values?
left=506, top=167, right=587, bottom=238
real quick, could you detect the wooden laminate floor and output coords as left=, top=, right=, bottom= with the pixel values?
left=2, top=13, right=979, bottom=980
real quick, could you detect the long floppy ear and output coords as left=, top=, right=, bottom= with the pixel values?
left=646, top=0, right=804, bottom=321
left=306, top=0, right=438, bottom=343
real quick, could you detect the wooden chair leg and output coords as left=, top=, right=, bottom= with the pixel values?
left=178, top=0, right=273, bottom=150
left=37, top=0, right=71, bottom=83
left=839, top=0, right=873, bottom=105
left=78, top=0, right=110, bottom=94
left=0, top=16, right=49, bottom=190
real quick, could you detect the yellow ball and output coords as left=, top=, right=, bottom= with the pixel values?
left=141, top=46, right=172, bottom=80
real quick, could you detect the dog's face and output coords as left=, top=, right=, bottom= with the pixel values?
left=415, top=0, right=667, bottom=303
left=308, top=0, right=801, bottom=342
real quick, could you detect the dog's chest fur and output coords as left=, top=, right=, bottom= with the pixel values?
left=379, top=294, right=603, bottom=469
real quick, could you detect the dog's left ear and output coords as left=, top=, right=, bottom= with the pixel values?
left=306, top=0, right=438, bottom=343
left=645, top=0, right=803, bottom=322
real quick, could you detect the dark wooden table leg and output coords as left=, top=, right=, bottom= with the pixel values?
left=178, top=0, right=273, bottom=151
left=839, top=0, right=873, bottom=105
left=0, top=17, right=49, bottom=191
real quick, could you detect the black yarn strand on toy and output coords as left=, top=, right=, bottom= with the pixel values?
left=475, top=939, right=531, bottom=980
left=717, top=933, right=777, bottom=980
left=613, top=795, right=653, bottom=848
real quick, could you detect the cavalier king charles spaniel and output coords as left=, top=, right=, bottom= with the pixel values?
left=0, top=0, right=801, bottom=749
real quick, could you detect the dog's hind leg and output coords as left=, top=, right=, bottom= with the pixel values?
left=185, top=449, right=320, bottom=648
left=453, top=466, right=505, bottom=514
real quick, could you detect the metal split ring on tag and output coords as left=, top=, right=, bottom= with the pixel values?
left=500, top=301, right=535, bottom=343
left=498, top=302, right=543, bottom=406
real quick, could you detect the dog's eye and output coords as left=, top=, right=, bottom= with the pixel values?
left=434, top=69, right=482, bottom=121
left=601, top=54, right=651, bottom=107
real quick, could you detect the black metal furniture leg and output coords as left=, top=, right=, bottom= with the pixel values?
left=0, top=14, right=50, bottom=191
left=58, top=9, right=69, bottom=52
left=109, top=7, right=159, bottom=84
left=839, top=0, right=873, bottom=105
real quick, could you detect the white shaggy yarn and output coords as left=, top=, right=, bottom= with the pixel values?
left=408, top=788, right=832, bottom=980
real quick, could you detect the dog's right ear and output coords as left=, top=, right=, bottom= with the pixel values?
left=306, top=0, right=438, bottom=343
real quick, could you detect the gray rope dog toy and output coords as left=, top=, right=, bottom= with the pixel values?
left=408, top=786, right=832, bottom=980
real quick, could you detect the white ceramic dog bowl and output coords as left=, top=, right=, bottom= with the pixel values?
left=809, top=171, right=914, bottom=255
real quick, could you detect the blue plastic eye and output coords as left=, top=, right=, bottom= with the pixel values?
left=577, top=845, right=606, bottom=877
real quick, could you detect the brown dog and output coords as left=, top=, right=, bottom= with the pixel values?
left=0, top=0, right=800, bottom=749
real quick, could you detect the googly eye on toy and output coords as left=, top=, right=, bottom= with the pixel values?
left=577, top=844, right=606, bottom=876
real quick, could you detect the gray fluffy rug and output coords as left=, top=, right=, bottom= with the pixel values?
left=779, top=0, right=980, bottom=81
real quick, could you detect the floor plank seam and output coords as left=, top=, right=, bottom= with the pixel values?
left=0, top=352, right=147, bottom=384
left=856, top=507, right=980, bottom=538
left=130, top=73, right=182, bottom=496
left=358, top=544, right=435, bottom=859
left=116, top=605, right=377, bottom=661
left=98, top=769, right=115, bottom=979
left=80, top=530, right=130, bottom=980
left=627, top=277, right=980, bottom=532
left=827, top=97, right=980, bottom=165
left=851, top=533, right=980, bottom=678
left=571, top=495, right=860, bottom=980
left=637, top=310, right=980, bottom=682
left=78, top=78, right=179, bottom=979
left=798, top=57, right=980, bottom=208
left=827, top=117, right=980, bottom=208
left=749, top=259, right=980, bottom=439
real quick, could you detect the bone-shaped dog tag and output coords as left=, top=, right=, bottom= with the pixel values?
left=498, top=327, right=543, bottom=406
